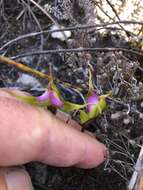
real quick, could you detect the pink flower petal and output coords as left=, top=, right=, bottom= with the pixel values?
left=37, top=91, right=49, bottom=101
left=87, top=91, right=99, bottom=112
left=50, top=91, right=63, bottom=107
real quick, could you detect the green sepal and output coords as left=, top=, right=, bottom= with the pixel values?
left=50, top=80, right=60, bottom=97
left=15, top=94, right=39, bottom=105
left=79, top=110, right=90, bottom=124
left=87, top=69, right=94, bottom=97
left=9, top=91, right=51, bottom=107
left=61, top=101, right=86, bottom=112
left=49, top=79, right=63, bottom=106
left=89, top=96, right=107, bottom=119
left=79, top=95, right=108, bottom=124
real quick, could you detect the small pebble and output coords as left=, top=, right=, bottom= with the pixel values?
left=140, top=102, right=143, bottom=107
left=111, top=112, right=121, bottom=119
left=51, top=24, right=71, bottom=41
left=123, top=118, right=130, bottom=125
left=139, top=113, right=143, bottom=119
left=16, top=74, right=44, bottom=91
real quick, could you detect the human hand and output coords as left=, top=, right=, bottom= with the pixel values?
left=0, top=89, right=107, bottom=190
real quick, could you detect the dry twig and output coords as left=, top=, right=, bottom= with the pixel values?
left=0, top=55, right=50, bottom=80
left=128, top=146, right=143, bottom=190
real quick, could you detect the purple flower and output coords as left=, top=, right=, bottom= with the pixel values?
left=49, top=91, right=63, bottom=107
left=37, top=88, right=63, bottom=108
left=86, top=91, right=99, bottom=112
left=37, top=91, right=49, bottom=101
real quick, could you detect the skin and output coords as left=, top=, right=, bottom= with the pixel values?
left=0, top=89, right=107, bottom=189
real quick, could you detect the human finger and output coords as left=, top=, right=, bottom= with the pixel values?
left=0, top=89, right=107, bottom=168
left=0, top=167, right=33, bottom=190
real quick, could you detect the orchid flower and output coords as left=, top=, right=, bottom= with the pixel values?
left=86, top=91, right=99, bottom=112
left=79, top=70, right=110, bottom=124
left=79, top=91, right=107, bottom=124
left=37, top=81, right=63, bottom=108
left=10, top=79, right=64, bottom=108
left=9, top=70, right=110, bottom=125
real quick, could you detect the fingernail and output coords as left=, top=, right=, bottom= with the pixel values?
left=5, top=168, right=33, bottom=190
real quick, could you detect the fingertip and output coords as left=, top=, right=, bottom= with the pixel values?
left=76, top=139, right=108, bottom=169
left=37, top=111, right=108, bottom=169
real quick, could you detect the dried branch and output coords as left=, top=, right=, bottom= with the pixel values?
left=0, top=55, right=50, bottom=80
left=29, top=0, right=57, bottom=25
left=0, top=55, right=82, bottom=91
left=105, top=0, right=130, bottom=36
left=0, top=20, right=143, bottom=52
left=29, top=0, right=67, bottom=41
left=11, top=47, right=143, bottom=60
left=128, top=146, right=143, bottom=190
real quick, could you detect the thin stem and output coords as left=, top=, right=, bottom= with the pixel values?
left=0, top=55, right=83, bottom=91
left=0, top=55, right=50, bottom=80
left=29, top=0, right=67, bottom=41
left=29, top=0, right=57, bottom=25
left=11, top=47, right=143, bottom=60
left=105, top=0, right=130, bottom=36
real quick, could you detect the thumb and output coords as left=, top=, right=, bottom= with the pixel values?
left=0, top=167, right=33, bottom=190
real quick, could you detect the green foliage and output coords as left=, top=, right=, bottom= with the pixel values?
left=9, top=70, right=111, bottom=125
left=79, top=95, right=108, bottom=124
